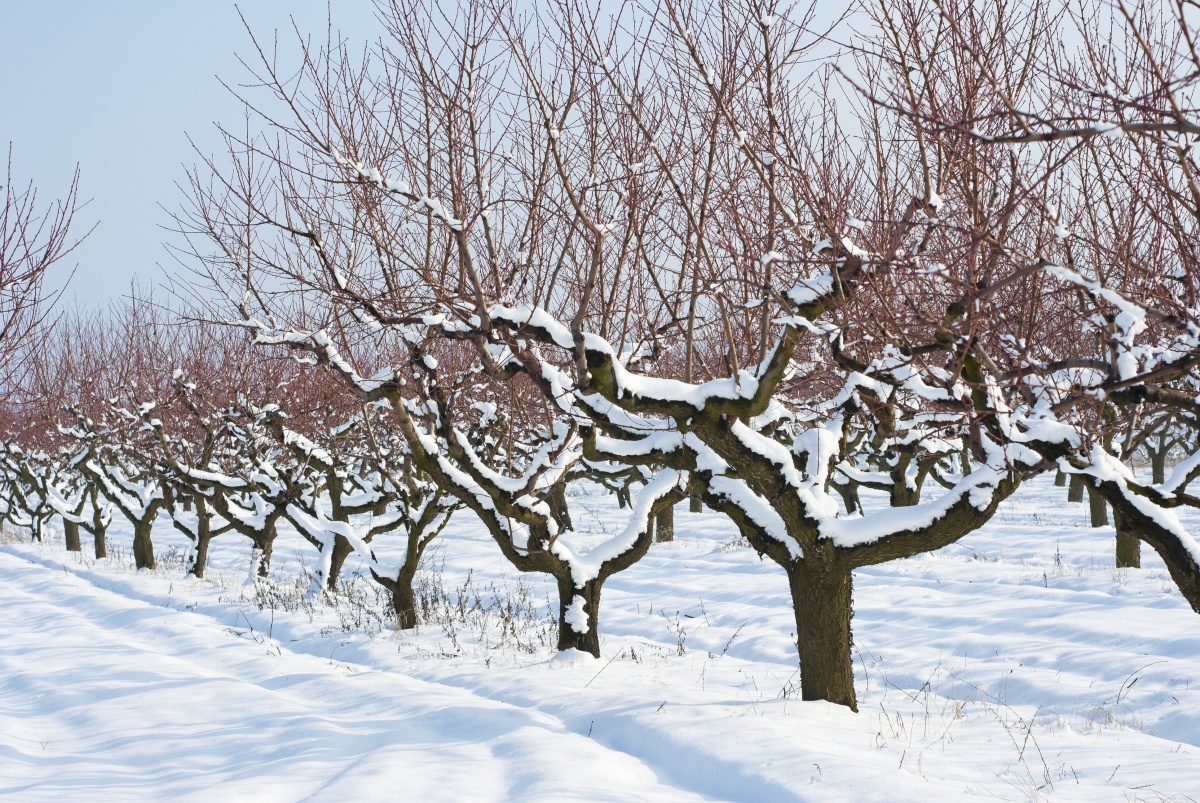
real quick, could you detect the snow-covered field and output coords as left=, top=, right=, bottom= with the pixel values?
left=2, top=475, right=1198, bottom=802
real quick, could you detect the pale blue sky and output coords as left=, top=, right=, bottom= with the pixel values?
left=0, top=1, right=379, bottom=306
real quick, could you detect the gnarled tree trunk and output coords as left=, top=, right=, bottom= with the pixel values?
left=788, top=562, right=857, bottom=711
left=64, top=519, right=81, bottom=552
left=1113, top=508, right=1141, bottom=569
left=1068, top=474, right=1084, bottom=503
left=655, top=503, right=674, bottom=543
left=555, top=575, right=603, bottom=656
left=1087, top=484, right=1108, bottom=527
left=325, top=536, right=354, bottom=592
left=132, top=518, right=155, bottom=570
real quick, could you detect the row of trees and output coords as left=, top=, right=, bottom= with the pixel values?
left=5, top=0, right=1200, bottom=713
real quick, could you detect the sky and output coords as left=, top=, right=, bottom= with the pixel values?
left=0, top=1, right=380, bottom=308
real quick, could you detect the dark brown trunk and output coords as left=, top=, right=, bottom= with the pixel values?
left=392, top=560, right=419, bottom=630
left=555, top=575, right=602, bottom=657
left=255, top=531, right=275, bottom=578
left=1113, top=508, right=1141, bottom=569
left=890, top=483, right=920, bottom=507
left=325, top=536, right=354, bottom=592
left=689, top=490, right=702, bottom=513
left=1068, top=474, right=1084, bottom=503
left=655, top=504, right=674, bottom=543
left=189, top=530, right=212, bottom=578
left=789, top=562, right=857, bottom=711
left=890, top=454, right=920, bottom=507
left=548, top=482, right=572, bottom=532
left=132, top=519, right=155, bottom=570
left=1152, top=450, right=1167, bottom=485
left=834, top=480, right=861, bottom=514
left=1054, top=470, right=1066, bottom=487
left=1087, top=484, right=1108, bottom=527
left=92, top=522, right=107, bottom=558
left=64, top=519, right=81, bottom=552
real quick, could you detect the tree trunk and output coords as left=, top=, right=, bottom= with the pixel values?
left=1152, top=449, right=1167, bottom=485
left=1068, top=474, right=1084, bottom=503
left=890, top=456, right=920, bottom=507
left=548, top=482, right=572, bottom=532
left=689, top=490, right=702, bottom=513
left=91, top=499, right=107, bottom=559
left=789, top=563, right=857, bottom=711
left=833, top=480, right=861, bottom=514
left=132, top=519, right=155, bottom=570
left=1113, top=509, right=1141, bottom=569
left=92, top=524, right=107, bottom=559
left=655, top=504, right=674, bottom=543
left=1054, top=470, right=1066, bottom=487
left=392, top=560, right=420, bottom=630
left=64, top=519, right=81, bottom=552
left=1087, top=484, right=1108, bottom=527
left=555, top=575, right=602, bottom=657
left=255, top=530, right=275, bottom=578
left=325, top=535, right=354, bottom=592
left=188, top=530, right=212, bottom=579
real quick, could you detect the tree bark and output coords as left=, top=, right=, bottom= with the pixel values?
left=1151, top=449, right=1167, bottom=485
left=1113, top=508, right=1141, bottom=569
left=555, top=575, right=602, bottom=657
left=890, top=455, right=920, bottom=507
left=132, top=519, right=155, bottom=570
left=391, top=560, right=420, bottom=630
left=255, top=528, right=275, bottom=578
left=1068, top=474, right=1084, bottom=503
left=1088, top=484, right=1108, bottom=527
left=690, top=490, right=702, bottom=513
left=1054, top=470, right=1066, bottom=487
left=64, top=519, right=81, bottom=552
left=325, top=535, right=354, bottom=592
left=833, top=480, right=861, bottom=514
left=789, top=563, right=857, bottom=711
left=655, top=503, right=674, bottom=543
left=89, top=492, right=108, bottom=559
left=548, top=482, right=572, bottom=532
left=188, top=529, right=212, bottom=579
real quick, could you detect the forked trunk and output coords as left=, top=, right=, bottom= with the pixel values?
left=132, top=519, right=155, bottom=570
left=890, top=455, right=920, bottom=507
left=833, top=480, right=861, bottom=514
left=655, top=504, right=674, bottom=543
left=1113, top=509, right=1141, bottom=569
left=555, top=575, right=603, bottom=657
left=64, top=520, right=82, bottom=552
left=789, top=563, right=857, bottom=711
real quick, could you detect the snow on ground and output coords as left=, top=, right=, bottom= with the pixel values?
left=1, top=474, right=1198, bottom=801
